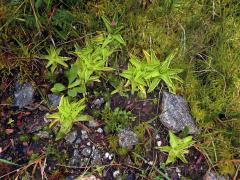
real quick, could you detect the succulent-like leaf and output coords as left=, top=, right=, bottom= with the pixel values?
left=157, top=131, right=194, bottom=165
left=47, top=96, right=91, bottom=140
left=42, top=46, right=71, bottom=73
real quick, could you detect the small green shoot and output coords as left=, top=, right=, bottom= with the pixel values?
left=42, top=46, right=71, bottom=73
left=0, top=158, right=20, bottom=166
left=101, top=16, right=126, bottom=48
left=156, top=131, right=195, bottom=165
left=46, top=96, right=92, bottom=140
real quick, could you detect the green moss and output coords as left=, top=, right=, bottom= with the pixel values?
left=102, top=105, right=135, bottom=133
left=108, top=135, right=128, bottom=156
left=2, top=0, right=240, bottom=176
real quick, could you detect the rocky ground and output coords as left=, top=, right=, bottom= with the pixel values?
left=0, top=78, right=220, bottom=180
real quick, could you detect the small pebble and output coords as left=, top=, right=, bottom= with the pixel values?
left=113, top=170, right=120, bottom=178
left=73, top=149, right=80, bottom=157
left=155, top=134, right=161, bottom=139
left=148, top=161, right=153, bottom=165
left=96, top=128, right=103, bottom=133
left=92, top=98, right=104, bottom=108
left=109, top=154, right=113, bottom=160
left=104, top=152, right=113, bottom=160
left=178, top=173, right=181, bottom=178
left=87, top=142, right=91, bottom=146
left=65, top=131, right=78, bottom=144
left=157, top=141, right=162, bottom=147
left=176, top=167, right=181, bottom=173
left=81, top=147, right=92, bottom=157
left=104, top=152, right=110, bottom=159
left=0, top=147, right=2, bottom=153
left=81, top=130, right=88, bottom=139
left=36, top=131, right=51, bottom=139
left=88, top=120, right=99, bottom=128
left=75, top=138, right=82, bottom=144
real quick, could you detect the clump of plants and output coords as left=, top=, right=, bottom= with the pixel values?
left=46, top=96, right=92, bottom=140
left=42, top=46, right=71, bottom=73
left=49, top=16, right=125, bottom=97
left=120, top=50, right=183, bottom=98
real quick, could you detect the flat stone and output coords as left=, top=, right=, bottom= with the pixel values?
left=65, top=131, right=78, bottom=144
left=118, top=129, right=139, bottom=150
left=159, top=91, right=198, bottom=134
left=81, top=147, right=92, bottom=157
left=13, top=83, right=34, bottom=108
left=48, top=94, right=61, bottom=109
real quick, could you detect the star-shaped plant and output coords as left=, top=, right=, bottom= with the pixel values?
left=143, top=50, right=183, bottom=94
left=42, top=46, right=71, bottom=73
left=156, top=131, right=195, bottom=164
left=46, top=96, right=92, bottom=140
left=120, top=54, right=148, bottom=98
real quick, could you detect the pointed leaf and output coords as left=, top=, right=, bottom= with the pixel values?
left=0, top=158, right=20, bottom=166
left=148, top=79, right=161, bottom=93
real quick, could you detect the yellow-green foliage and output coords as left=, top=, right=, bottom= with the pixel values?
left=1, top=0, right=240, bottom=176
left=82, top=0, right=240, bottom=175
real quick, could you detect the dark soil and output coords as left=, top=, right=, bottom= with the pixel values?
left=0, top=66, right=208, bottom=179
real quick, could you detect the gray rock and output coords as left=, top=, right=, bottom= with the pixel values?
left=91, top=149, right=102, bottom=165
left=159, top=91, right=198, bottom=134
left=65, top=176, right=74, bottom=180
left=118, top=129, right=139, bottom=150
left=65, top=131, right=78, bottom=144
left=69, top=149, right=81, bottom=166
left=81, top=147, right=92, bottom=157
left=203, top=171, right=226, bottom=180
left=48, top=94, right=61, bottom=109
left=68, top=149, right=90, bottom=167
left=75, top=138, right=82, bottom=144
left=126, top=171, right=136, bottom=180
left=81, top=130, right=88, bottom=140
left=113, top=170, right=120, bottom=178
left=92, top=98, right=104, bottom=108
left=96, top=128, right=103, bottom=133
left=88, top=120, right=99, bottom=128
left=73, top=138, right=82, bottom=149
left=13, top=83, right=34, bottom=108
